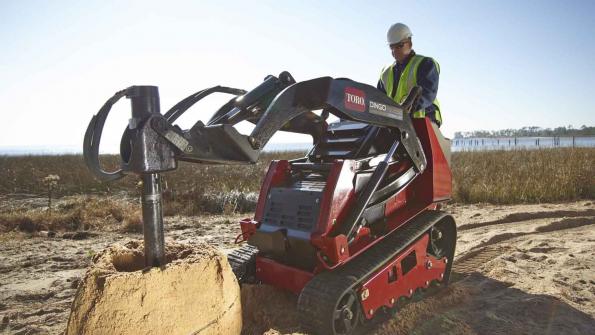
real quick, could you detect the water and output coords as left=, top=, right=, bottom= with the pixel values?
left=451, top=136, right=595, bottom=152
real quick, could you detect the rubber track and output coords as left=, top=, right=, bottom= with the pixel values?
left=298, top=210, right=451, bottom=334
left=227, top=244, right=259, bottom=283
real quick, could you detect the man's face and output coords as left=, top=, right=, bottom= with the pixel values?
left=390, top=39, right=412, bottom=63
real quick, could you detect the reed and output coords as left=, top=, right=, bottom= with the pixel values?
left=451, top=148, right=594, bottom=203
left=1, top=148, right=593, bottom=212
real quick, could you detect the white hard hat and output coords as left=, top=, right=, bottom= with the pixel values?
left=387, top=23, right=412, bottom=45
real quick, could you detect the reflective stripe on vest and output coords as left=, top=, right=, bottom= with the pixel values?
left=379, top=54, right=442, bottom=124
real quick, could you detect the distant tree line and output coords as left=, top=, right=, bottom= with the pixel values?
left=454, top=125, right=595, bottom=138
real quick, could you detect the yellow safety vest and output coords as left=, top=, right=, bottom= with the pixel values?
left=379, top=54, right=442, bottom=125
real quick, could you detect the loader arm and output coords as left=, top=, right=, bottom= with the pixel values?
left=249, top=77, right=427, bottom=172
left=154, top=72, right=327, bottom=164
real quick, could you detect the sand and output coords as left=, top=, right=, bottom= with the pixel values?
left=0, top=196, right=594, bottom=334
left=65, top=240, right=242, bottom=335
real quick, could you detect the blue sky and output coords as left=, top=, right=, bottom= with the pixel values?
left=1, top=0, right=594, bottom=151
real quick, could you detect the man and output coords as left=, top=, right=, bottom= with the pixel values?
left=377, top=23, right=442, bottom=126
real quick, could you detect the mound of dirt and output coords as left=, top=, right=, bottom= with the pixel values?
left=65, top=240, right=241, bottom=335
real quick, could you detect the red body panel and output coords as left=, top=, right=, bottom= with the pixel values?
left=256, top=256, right=314, bottom=294
left=384, top=188, right=407, bottom=215
left=412, top=118, right=452, bottom=202
left=247, top=117, right=452, bottom=304
left=358, top=234, right=447, bottom=319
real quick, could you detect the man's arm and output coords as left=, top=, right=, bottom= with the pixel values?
left=415, top=58, right=439, bottom=111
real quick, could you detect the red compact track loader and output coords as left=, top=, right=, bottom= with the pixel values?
left=84, top=72, right=456, bottom=335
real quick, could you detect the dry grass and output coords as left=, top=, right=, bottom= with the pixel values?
left=0, top=151, right=303, bottom=218
left=162, top=190, right=259, bottom=216
left=0, top=151, right=303, bottom=196
left=0, top=148, right=593, bottom=218
left=451, top=148, right=594, bottom=203
left=0, top=196, right=140, bottom=233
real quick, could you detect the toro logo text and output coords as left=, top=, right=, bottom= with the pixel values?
left=344, top=87, right=366, bottom=112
